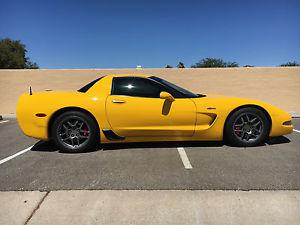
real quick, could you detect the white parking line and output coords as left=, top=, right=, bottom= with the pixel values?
left=293, top=129, right=300, bottom=133
left=0, top=120, right=9, bottom=124
left=177, top=147, right=193, bottom=169
left=0, top=145, right=33, bottom=165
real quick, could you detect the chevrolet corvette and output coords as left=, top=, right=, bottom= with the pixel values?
left=16, top=74, right=293, bottom=152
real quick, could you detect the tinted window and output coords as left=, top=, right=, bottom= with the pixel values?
left=149, top=76, right=201, bottom=98
left=112, top=77, right=166, bottom=98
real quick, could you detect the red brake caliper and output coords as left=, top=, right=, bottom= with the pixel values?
left=234, top=125, right=241, bottom=136
left=83, top=128, right=88, bottom=137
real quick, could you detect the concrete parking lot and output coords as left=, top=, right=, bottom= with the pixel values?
left=1, top=117, right=300, bottom=225
left=0, top=118, right=299, bottom=191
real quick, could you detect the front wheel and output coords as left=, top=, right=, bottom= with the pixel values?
left=224, top=107, right=270, bottom=147
left=51, top=111, right=99, bottom=153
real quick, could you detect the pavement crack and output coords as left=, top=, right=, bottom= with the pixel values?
left=24, top=191, right=50, bottom=225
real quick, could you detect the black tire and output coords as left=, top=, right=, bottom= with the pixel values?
left=51, top=110, right=99, bottom=153
left=224, top=107, right=270, bottom=147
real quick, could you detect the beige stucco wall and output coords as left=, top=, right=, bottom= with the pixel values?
left=0, top=67, right=299, bottom=114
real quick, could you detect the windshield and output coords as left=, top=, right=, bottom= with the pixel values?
left=149, top=76, right=200, bottom=98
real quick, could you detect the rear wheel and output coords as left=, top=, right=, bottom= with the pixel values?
left=225, top=107, right=270, bottom=147
left=51, top=111, right=99, bottom=153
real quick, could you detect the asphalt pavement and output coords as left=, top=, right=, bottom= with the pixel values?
left=0, top=118, right=299, bottom=191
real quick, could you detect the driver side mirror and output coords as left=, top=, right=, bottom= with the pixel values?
left=160, top=92, right=175, bottom=102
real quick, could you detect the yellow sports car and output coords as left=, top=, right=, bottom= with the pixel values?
left=17, top=74, right=293, bottom=152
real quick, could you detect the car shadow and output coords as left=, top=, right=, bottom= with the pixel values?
left=30, top=140, right=100, bottom=153
left=266, top=136, right=291, bottom=145
left=31, top=140, right=58, bottom=152
left=30, top=136, right=290, bottom=153
left=102, top=141, right=224, bottom=151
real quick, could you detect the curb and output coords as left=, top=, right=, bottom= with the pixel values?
left=0, top=114, right=16, bottom=119
left=289, top=112, right=300, bottom=118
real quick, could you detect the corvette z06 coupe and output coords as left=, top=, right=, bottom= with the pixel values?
left=17, top=74, right=293, bottom=152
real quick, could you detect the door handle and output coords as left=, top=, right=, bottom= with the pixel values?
left=112, top=99, right=126, bottom=103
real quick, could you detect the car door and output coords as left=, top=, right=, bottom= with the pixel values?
left=105, top=76, right=196, bottom=137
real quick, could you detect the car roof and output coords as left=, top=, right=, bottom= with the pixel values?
left=105, top=74, right=150, bottom=78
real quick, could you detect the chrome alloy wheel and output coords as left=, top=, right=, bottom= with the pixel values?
left=57, top=118, right=91, bottom=149
left=233, top=113, right=263, bottom=142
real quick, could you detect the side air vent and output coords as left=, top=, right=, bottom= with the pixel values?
left=102, top=129, right=125, bottom=141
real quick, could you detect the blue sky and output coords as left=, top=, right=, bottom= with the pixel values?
left=1, top=0, right=299, bottom=68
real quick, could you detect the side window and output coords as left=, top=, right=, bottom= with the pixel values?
left=112, top=77, right=165, bottom=98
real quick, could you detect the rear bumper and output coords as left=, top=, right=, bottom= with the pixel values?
left=269, top=114, right=293, bottom=137
left=16, top=94, right=49, bottom=140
